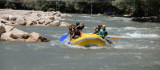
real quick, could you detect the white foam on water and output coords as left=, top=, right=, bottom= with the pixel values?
left=123, top=27, right=137, bottom=30
left=108, top=17, right=132, bottom=22
left=123, top=27, right=149, bottom=30
left=50, top=41, right=56, bottom=46
left=107, top=27, right=149, bottom=30
left=108, top=17, right=120, bottom=20
left=81, top=16, right=90, bottom=18
left=60, top=19, right=66, bottom=20
left=113, top=44, right=155, bottom=50
left=52, top=34, right=62, bottom=38
left=122, top=18, right=132, bottom=22
left=27, top=43, right=49, bottom=51
left=111, top=32, right=160, bottom=39
left=63, top=41, right=110, bottom=50
left=106, top=27, right=120, bottom=30
left=126, top=32, right=160, bottom=38
left=134, top=56, right=142, bottom=59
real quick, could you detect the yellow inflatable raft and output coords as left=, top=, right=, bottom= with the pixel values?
left=70, top=33, right=107, bottom=47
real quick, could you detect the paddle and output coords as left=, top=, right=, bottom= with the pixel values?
left=107, top=37, right=119, bottom=40
left=59, top=33, right=68, bottom=42
left=105, top=36, right=119, bottom=44
left=104, top=38, right=113, bottom=44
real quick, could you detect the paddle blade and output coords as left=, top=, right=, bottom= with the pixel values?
left=59, top=34, right=68, bottom=42
left=68, top=42, right=70, bottom=44
left=109, top=37, right=119, bottom=40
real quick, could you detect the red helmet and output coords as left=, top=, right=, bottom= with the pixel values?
left=98, top=24, right=102, bottom=27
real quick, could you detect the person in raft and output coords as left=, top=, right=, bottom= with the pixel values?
left=75, top=22, right=85, bottom=31
left=68, top=24, right=75, bottom=39
left=70, top=22, right=84, bottom=39
left=93, top=24, right=102, bottom=34
left=72, top=28, right=82, bottom=39
left=68, top=22, right=83, bottom=39
left=99, top=25, right=108, bottom=39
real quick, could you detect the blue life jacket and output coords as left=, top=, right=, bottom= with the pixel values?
left=99, top=29, right=107, bottom=37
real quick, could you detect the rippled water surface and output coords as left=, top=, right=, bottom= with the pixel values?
left=0, top=14, right=160, bottom=70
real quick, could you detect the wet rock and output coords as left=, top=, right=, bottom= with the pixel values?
left=132, top=16, right=160, bottom=22
left=9, top=15, right=17, bottom=21
left=1, top=15, right=9, bottom=21
left=0, top=9, right=72, bottom=27
left=29, top=20, right=37, bottom=26
left=44, top=19, right=52, bottom=25
left=0, top=32, right=13, bottom=41
left=55, top=11, right=61, bottom=17
left=3, top=25, right=14, bottom=32
left=0, top=23, right=49, bottom=42
left=48, top=20, right=60, bottom=26
left=1, top=15, right=16, bottom=21
left=38, top=19, right=45, bottom=24
left=0, top=26, right=5, bottom=36
left=16, top=17, right=27, bottom=25
left=61, top=13, right=72, bottom=17
left=0, top=18, right=9, bottom=24
left=59, top=22, right=70, bottom=27
left=26, top=32, right=49, bottom=42
left=10, top=28, right=29, bottom=39
left=54, top=16, right=61, bottom=20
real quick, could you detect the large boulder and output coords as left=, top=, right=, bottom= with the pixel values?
left=55, top=11, right=61, bottom=17
left=0, top=23, right=14, bottom=32
left=0, top=26, right=5, bottom=36
left=27, top=20, right=37, bottom=26
left=0, top=18, right=9, bottom=24
left=37, top=19, right=45, bottom=24
left=54, top=16, right=61, bottom=20
left=59, top=22, right=70, bottom=27
left=1, top=15, right=9, bottom=21
left=3, top=25, right=14, bottom=32
left=61, top=13, right=72, bottom=17
left=48, top=20, right=60, bottom=26
left=0, top=32, right=13, bottom=41
left=10, top=28, right=29, bottom=39
left=44, top=19, right=52, bottom=25
left=16, top=17, right=27, bottom=25
left=8, top=15, right=17, bottom=21
left=26, top=32, right=49, bottom=42
left=1, top=15, right=16, bottom=21
left=0, top=32, right=25, bottom=42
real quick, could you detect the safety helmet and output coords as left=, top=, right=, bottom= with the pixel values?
left=98, top=24, right=102, bottom=27
left=68, top=24, right=72, bottom=27
left=102, top=25, right=106, bottom=28
left=76, top=22, right=80, bottom=26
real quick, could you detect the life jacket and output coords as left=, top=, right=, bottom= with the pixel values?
left=94, top=27, right=101, bottom=34
left=69, top=28, right=74, bottom=36
left=74, top=29, right=81, bottom=36
left=99, top=29, right=107, bottom=37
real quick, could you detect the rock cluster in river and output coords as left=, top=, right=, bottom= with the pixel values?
left=0, top=9, right=72, bottom=27
left=132, top=16, right=160, bottom=22
left=0, top=23, right=49, bottom=42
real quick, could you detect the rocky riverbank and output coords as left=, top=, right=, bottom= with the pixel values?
left=132, top=16, right=160, bottom=23
left=0, top=9, right=72, bottom=27
left=0, top=23, right=49, bottom=42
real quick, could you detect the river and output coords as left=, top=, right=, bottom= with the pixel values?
left=0, top=14, right=160, bottom=70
